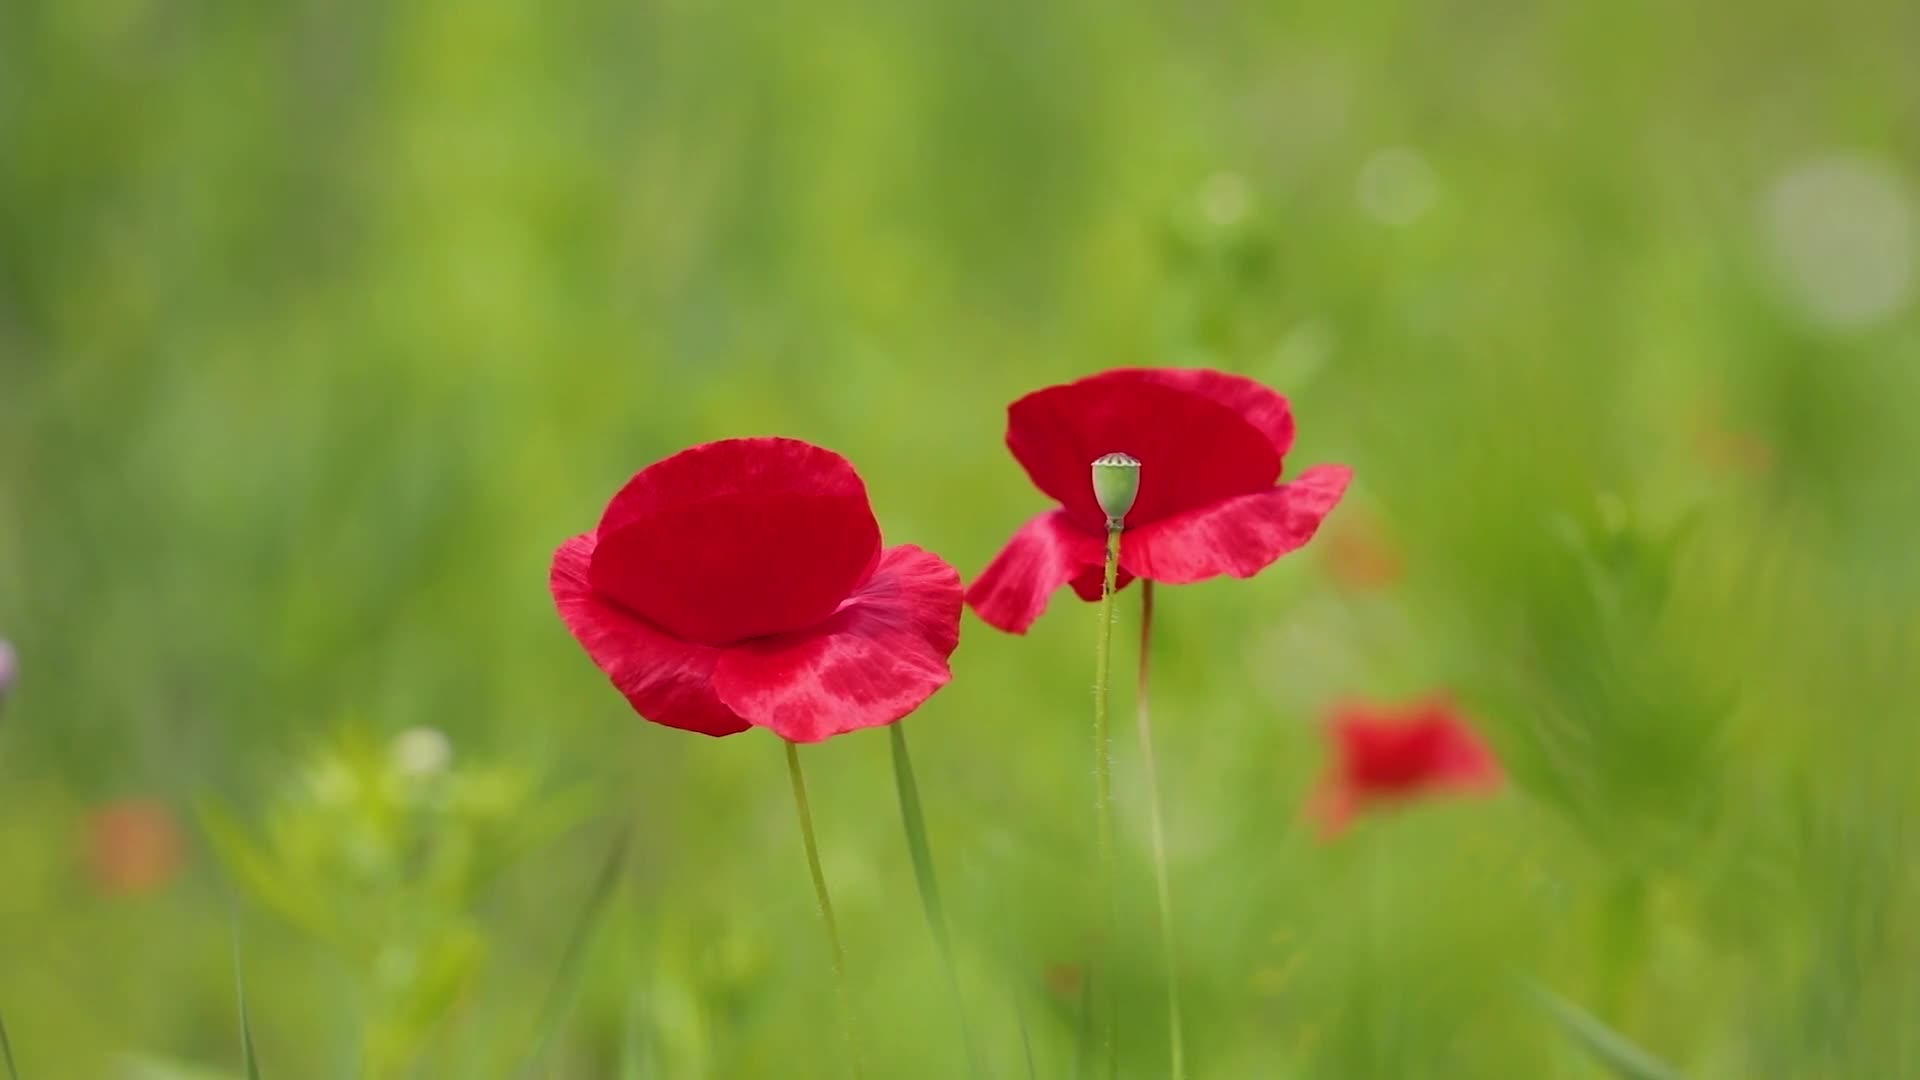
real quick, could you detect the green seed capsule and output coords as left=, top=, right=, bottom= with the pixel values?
left=1091, top=452, right=1141, bottom=530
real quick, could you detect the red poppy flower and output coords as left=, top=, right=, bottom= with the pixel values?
left=550, top=437, right=963, bottom=743
left=965, top=367, right=1351, bottom=633
left=1308, top=698, right=1502, bottom=837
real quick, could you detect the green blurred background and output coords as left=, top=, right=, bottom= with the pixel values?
left=3, top=0, right=1918, bottom=1076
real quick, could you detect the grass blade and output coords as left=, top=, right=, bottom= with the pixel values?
left=1529, top=982, right=1685, bottom=1080
left=231, top=927, right=262, bottom=1080
left=1072, top=965, right=1093, bottom=1080
left=887, top=723, right=984, bottom=1078
left=516, top=824, right=632, bottom=1077
left=1, top=1010, right=18, bottom=1080
left=1014, top=994, right=1036, bottom=1080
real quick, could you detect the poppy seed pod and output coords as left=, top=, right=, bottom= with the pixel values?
left=1091, top=452, right=1141, bottom=530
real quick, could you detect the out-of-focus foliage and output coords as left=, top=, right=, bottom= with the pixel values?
left=199, top=726, right=586, bottom=1075
left=2, top=0, right=1917, bottom=1076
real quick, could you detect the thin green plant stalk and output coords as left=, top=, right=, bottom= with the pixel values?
left=231, top=924, right=262, bottom=1080
left=1090, top=526, right=1122, bottom=1076
left=786, top=740, right=862, bottom=1079
left=888, top=723, right=985, bottom=1078
left=618, top=983, right=649, bottom=1080
left=1, top=1010, right=18, bottom=1080
left=1016, top=996, right=1037, bottom=1080
left=1526, top=981, right=1685, bottom=1080
left=1072, top=966, right=1094, bottom=1080
left=1135, top=581, right=1186, bottom=1080
left=517, top=825, right=631, bottom=1076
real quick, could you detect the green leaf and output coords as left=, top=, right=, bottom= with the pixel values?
left=1529, top=982, right=1685, bottom=1080
left=516, top=824, right=631, bottom=1077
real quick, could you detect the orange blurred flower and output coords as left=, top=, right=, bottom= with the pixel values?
left=85, top=799, right=184, bottom=897
left=1320, top=514, right=1403, bottom=591
left=1044, top=962, right=1086, bottom=1001
left=1695, top=425, right=1773, bottom=476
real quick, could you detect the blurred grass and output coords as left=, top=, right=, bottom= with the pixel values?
left=1531, top=983, right=1684, bottom=1080
left=235, top=927, right=262, bottom=1080
left=515, top=826, right=629, bottom=1077
left=2, top=0, right=1918, bottom=1076
left=1, top=1011, right=17, bottom=1080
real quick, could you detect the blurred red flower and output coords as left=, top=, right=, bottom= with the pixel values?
left=86, top=799, right=184, bottom=897
left=1310, top=698, right=1501, bottom=837
left=966, top=368, right=1351, bottom=633
left=551, top=437, right=963, bottom=743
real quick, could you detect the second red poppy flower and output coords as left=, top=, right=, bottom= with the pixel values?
left=966, top=367, right=1352, bottom=633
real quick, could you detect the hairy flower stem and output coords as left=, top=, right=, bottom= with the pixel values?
left=1136, top=581, right=1186, bottom=1080
left=786, top=740, right=862, bottom=1078
left=888, top=723, right=984, bottom=1079
left=1091, top=526, right=1122, bottom=1075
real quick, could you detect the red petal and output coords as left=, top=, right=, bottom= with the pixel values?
left=1336, top=704, right=1502, bottom=793
left=713, top=545, right=963, bottom=742
left=1335, top=714, right=1434, bottom=790
left=964, top=510, right=1108, bottom=634
left=588, top=438, right=882, bottom=645
left=551, top=533, right=750, bottom=737
left=1005, top=368, right=1296, bottom=529
left=1417, top=706, right=1503, bottom=791
left=1120, top=464, right=1351, bottom=583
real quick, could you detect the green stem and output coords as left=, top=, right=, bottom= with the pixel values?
left=787, top=740, right=861, bottom=1078
left=1092, top=527, right=1121, bottom=1075
left=1136, top=581, right=1186, bottom=1080
left=888, top=723, right=984, bottom=1078
left=1073, top=967, right=1094, bottom=1080
left=1, top=1010, right=18, bottom=1080
left=232, top=925, right=262, bottom=1080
